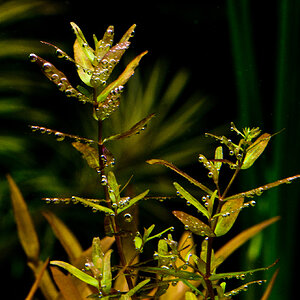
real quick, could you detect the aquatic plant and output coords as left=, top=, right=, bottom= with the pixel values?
left=8, top=22, right=299, bottom=299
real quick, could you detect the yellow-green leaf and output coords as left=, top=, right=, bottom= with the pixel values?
left=242, top=133, right=270, bottom=169
left=174, top=182, right=209, bottom=219
left=101, top=249, right=113, bottom=294
left=117, top=189, right=149, bottom=214
left=50, top=260, right=99, bottom=288
left=72, top=142, right=99, bottom=170
left=214, top=198, right=244, bottom=236
left=185, top=291, right=198, bottom=300
left=7, top=174, right=40, bottom=262
left=97, top=51, right=148, bottom=103
left=43, top=211, right=83, bottom=263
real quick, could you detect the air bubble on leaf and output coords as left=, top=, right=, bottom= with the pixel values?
left=92, top=207, right=98, bottom=213
left=153, top=253, right=159, bottom=259
left=42, top=62, right=52, bottom=72
left=56, top=49, right=65, bottom=58
left=186, top=201, right=191, bottom=206
left=184, top=225, right=189, bottom=230
left=198, top=155, right=205, bottom=162
left=229, top=150, right=234, bottom=156
left=222, top=212, right=230, bottom=217
left=29, top=53, right=38, bottom=62
left=54, top=132, right=65, bottom=141
left=208, top=172, right=213, bottom=178
left=123, top=213, right=133, bottom=223
left=250, top=200, right=256, bottom=207
left=201, top=196, right=206, bottom=202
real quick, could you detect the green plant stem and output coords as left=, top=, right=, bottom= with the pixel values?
left=204, top=166, right=242, bottom=299
left=94, top=89, right=134, bottom=292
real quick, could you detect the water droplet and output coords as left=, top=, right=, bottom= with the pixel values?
left=201, top=196, right=206, bottom=202
left=54, top=132, right=65, bottom=141
left=92, top=207, right=98, bottom=213
left=184, top=225, right=189, bottom=230
left=42, top=62, right=52, bottom=72
left=123, top=213, right=133, bottom=223
left=56, top=49, right=65, bottom=58
left=170, top=226, right=175, bottom=232
left=29, top=53, right=38, bottom=62
left=240, top=274, right=246, bottom=280
left=30, top=125, right=39, bottom=132
left=222, top=212, right=230, bottom=217
left=101, top=175, right=107, bottom=185
left=153, top=253, right=159, bottom=259
left=257, top=280, right=263, bottom=285
left=198, top=155, right=205, bottom=162
left=186, top=201, right=191, bottom=206
left=208, top=172, right=213, bottom=178
left=250, top=200, right=256, bottom=207
left=229, top=150, right=234, bottom=156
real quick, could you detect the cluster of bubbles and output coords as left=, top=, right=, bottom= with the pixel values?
left=29, top=125, right=96, bottom=145
left=95, top=86, right=124, bottom=120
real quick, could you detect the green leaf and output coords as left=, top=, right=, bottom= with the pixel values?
left=214, top=146, right=223, bottom=171
left=242, top=133, right=271, bottom=169
left=173, top=211, right=215, bottom=237
left=157, top=239, right=170, bottom=267
left=123, top=279, right=150, bottom=298
left=147, top=159, right=213, bottom=196
left=224, top=280, right=267, bottom=298
left=223, top=175, right=300, bottom=201
left=72, top=142, right=99, bottom=170
left=173, top=182, right=209, bottom=219
left=181, top=279, right=204, bottom=297
left=71, top=196, right=114, bottom=215
left=103, top=113, right=155, bottom=142
left=7, top=174, right=40, bottom=262
left=119, top=24, right=136, bottom=43
left=101, top=249, right=113, bottom=294
left=213, top=216, right=280, bottom=270
left=138, top=266, right=202, bottom=281
left=70, top=22, right=94, bottom=63
left=209, top=260, right=278, bottom=281
left=117, top=189, right=149, bottom=214
left=97, top=51, right=148, bottom=103
left=134, top=236, right=143, bottom=250
left=185, top=291, right=198, bottom=300
left=214, top=198, right=244, bottom=236
left=107, top=171, right=120, bottom=204
left=95, top=25, right=114, bottom=62
left=50, top=260, right=99, bottom=288
left=92, top=237, right=104, bottom=270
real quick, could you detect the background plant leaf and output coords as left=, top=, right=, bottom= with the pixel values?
left=43, top=211, right=83, bottom=264
left=50, top=266, right=83, bottom=300
left=213, top=216, right=280, bottom=270
left=7, top=174, right=40, bottom=262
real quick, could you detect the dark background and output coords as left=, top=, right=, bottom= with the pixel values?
left=1, top=0, right=299, bottom=299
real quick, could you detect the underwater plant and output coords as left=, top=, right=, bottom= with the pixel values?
left=8, top=22, right=300, bottom=299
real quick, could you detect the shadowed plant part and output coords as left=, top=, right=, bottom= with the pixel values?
left=8, top=20, right=299, bottom=300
